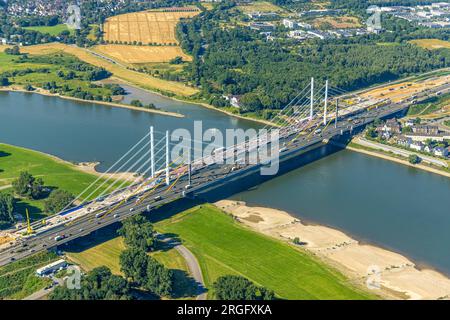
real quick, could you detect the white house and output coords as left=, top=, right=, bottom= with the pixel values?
left=410, top=142, right=424, bottom=151
left=434, top=147, right=449, bottom=157
left=282, top=19, right=296, bottom=29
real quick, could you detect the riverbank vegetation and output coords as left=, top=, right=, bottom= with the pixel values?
left=0, top=48, right=118, bottom=102
left=0, top=143, right=119, bottom=222
left=0, top=251, right=58, bottom=300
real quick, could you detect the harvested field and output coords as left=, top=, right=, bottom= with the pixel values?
left=103, top=8, right=200, bottom=45
left=410, top=39, right=450, bottom=50
left=20, top=43, right=198, bottom=96
left=93, top=45, right=192, bottom=64
left=237, top=1, right=285, bottom=13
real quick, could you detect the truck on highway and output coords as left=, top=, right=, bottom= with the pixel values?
left=54, top=235, right=65, bottom=242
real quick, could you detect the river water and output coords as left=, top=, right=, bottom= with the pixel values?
left=0, top=87, right=261, bottom=171
left=0, top=87, right=449, bottom=275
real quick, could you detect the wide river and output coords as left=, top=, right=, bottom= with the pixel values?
left=0, top=87, right=449, bottom=275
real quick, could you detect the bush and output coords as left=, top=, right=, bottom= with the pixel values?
left=213, top=275, right=275, bottom=300
left=408, top=154, right=421, bottom=164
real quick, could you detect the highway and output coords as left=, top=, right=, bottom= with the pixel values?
left=0, top=82, right=448, bottom=267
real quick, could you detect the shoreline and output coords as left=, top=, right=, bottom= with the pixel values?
left=0, top=86, right=184, bottom=118
left=106, top=77, right=277, bottom=127
left=0, top=142, right=137, bottom=182
left=215, top=200, right=450, bottom=300
left=347, top=139, right=450, bottom=179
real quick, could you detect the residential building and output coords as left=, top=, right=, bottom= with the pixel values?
left=434, top=147, right=449, bottom=157
left=410, top=142, right=424, bottom=151
left=412, top=125, right=439, bottom=135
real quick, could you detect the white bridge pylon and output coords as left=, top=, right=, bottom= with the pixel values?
left=33, top=79, right=379, bottom=230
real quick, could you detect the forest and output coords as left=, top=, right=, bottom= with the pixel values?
left=177, top=1, right=450, bottom=113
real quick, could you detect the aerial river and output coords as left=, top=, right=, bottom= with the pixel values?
left=0, top=87, right=449, bottom=275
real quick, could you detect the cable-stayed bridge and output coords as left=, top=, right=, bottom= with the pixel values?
left=1, top=78, right=447, bottom=266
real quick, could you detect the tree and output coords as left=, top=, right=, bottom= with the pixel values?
left=44, top=189, right=74, bottom=213
left=0, top=192, right=15, bottom=225
left=4, top=46, right=20, bottom=55
left=213, top=275, right=275, bottom=300
left=365, top=127, right=377, bottom=139
left=145, top=256, right=173, bottom=297
left=12, top=171, right=45, bottom=199
left=169, top=56, right=183, bottom=64
left=119, top=248, right=149, bottom=286
left=130, top=99, right=143, bottom=107
left=408, top=154, right=421, bottom=164
left=0, top=77, right=9, bottom=86
left=118, top=214, right=156, bottom=251
left=50, top=266, right=132, bottom=300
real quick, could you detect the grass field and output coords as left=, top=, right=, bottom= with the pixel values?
left=0, top=50, right=114, bottom=99
left=0, top=251, right=57, bottom=299
left=19, top=43, right=198, bottom=96
left=156, top=204, right=375, bottom=300
left=312, top=16, right=361, bottom=29
left=23, top=24, right=72, bottom=36
left=237, top=1, right=285, bottom=13
left=410, top=39, right=450, bottom=50
left=65, top=233, right=197, bottom=299
left=93, top=45, right=192, bottom=64
left=0, top=143, right=117, bottom=219
left=103, top=8, right=200, bottom=45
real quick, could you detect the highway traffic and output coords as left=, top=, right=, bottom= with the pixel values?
left=0, top=81, right=448, bottom=267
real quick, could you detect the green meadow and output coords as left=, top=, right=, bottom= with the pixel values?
left=156, top=204, right=376, bottom=300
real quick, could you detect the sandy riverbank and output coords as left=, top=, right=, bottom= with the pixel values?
left=0, top=86, right=184, bottom=118
left=215, top=200, right=450, bottom=300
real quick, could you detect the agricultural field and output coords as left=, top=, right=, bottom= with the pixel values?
left=103, top=8, right=200, bottom=45
left=410, top=39, right=450, bottom=50
left=156, top=204, right=375, bottom=300
left=23, top=24, right=72, bottom=36
left=19, top=43, right=198, bottom=96
left=0, top=251, right=57, bottom=299
left=93, top=44, right=192, bottom=64
left=237, top=1, right=286, bottom=13
left=311, top=16, right=361, bottom=29
left=0, top=143, right=116, bottom=219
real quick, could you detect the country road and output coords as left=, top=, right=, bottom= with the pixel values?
left=157, top=234, right=207, bottom=300
left=174, top=244, right=207, bottom=300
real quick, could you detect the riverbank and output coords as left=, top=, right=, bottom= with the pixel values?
left=347, top=138, right=450, bottom=179
left=104, top=77, right=277, bottom=127
left=0, top=86, right=184, bottom=118
left=1, top=143, right=137, bottom=183
left=0, top=142, right=137, bottom=199
left=215, top=200, right=450, bottom=300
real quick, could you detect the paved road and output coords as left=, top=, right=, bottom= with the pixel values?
left=174, top=244, right=207, bottom=300
left=23, top=278, right=62, bottom=300
left=158, top=234, right=207, bottom=300
left=355, top=137, right=448, bottom=167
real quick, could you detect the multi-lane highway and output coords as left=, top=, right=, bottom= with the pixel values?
left=0, top=82, right=448, bottom=267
